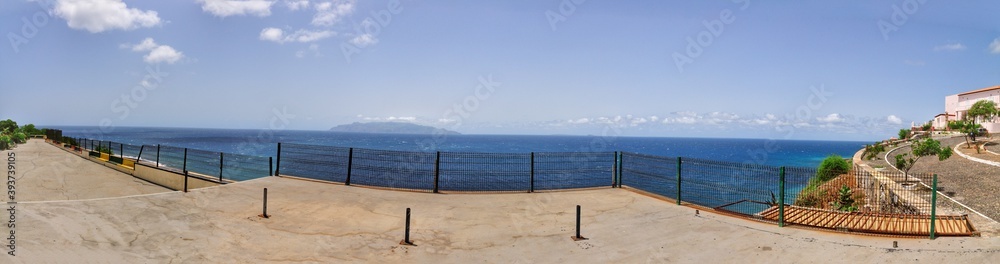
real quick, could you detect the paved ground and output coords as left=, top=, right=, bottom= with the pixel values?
left=2, top=139, right=169, bottom=202
left=3, top=138, right=1000, bottom=263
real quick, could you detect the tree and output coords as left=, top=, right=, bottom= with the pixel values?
left=0, top=119, right=16, bottom=134
left=898, top=128, right=911, bottom=140
left=894, top=138, right=952, bottom=181
left=967, top=100, right=998, bottom=125
left=966, top=100, right=997, bottom=153
left=19, top=124, right=40, bottom=136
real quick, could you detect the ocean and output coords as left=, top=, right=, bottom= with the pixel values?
left=56, top=126, right=865, bottom=169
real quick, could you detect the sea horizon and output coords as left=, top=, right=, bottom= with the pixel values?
left=54, top=125, right=867, bottom=169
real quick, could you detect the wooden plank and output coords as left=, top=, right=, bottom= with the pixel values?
left=755, top=206, right=976, bottom=236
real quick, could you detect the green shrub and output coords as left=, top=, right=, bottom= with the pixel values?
left=898, top=128, right=911, bottom=139
left=60, top=136, right=78, bottom=147
left=831, top=185, right=857, bottom=212
left=12, top=132, right=26, bottom=144
left=863, top=142, right=885, bottom=160
left=0, top=135, right=11, bottom=150
left=96, top=145, right=114, bottom=156
left=795, top=155, right=852, bottom=207
left=815, top=154, right=850, bottom=183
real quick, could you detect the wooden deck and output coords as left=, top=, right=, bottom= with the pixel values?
left=757, top=206, right=979, bottom=237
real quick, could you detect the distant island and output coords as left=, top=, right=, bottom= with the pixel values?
left=329, top=122, right=460, bottom=135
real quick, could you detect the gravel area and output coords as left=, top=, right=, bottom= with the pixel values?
left=860, top=136, right=1000, bottom=235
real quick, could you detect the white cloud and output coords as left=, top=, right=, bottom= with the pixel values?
left=991, top=38, right=1000, bottom=54
left=52, top=0, right=161, bottom=33
left=124, top=38, right=184, bottom=64
left=887, top=115, right=902, bottom=125
left=933, top=43, right=966, bottom=51
left=292, top=30, right=334, bottom=42
left=198, top=0, right=275, bottom=17
left=350, top=33, right=378, bottom=47
left=144, top=45, right=183, bottom=64
left=673, top=116, right=697, bottom=124
left=567, top=118, right=590, bottom=124
left=312, top=0, right=355, bottom=26
left=358, top=115, right=417, bottom=122
left=129, top=37, right=158, bottom=51
left=259, top=27, right=334, bottom=43
left=259, top=27, right=284, bottom=42
left=284, top=0, right=309, bottom=10
left=630, top=117, right=648, bottom=126
left=816, top=113, right=844, bottom=123
left=296, top=43, right=321, bottom=58
left=387, top=116, right=415, bottom=122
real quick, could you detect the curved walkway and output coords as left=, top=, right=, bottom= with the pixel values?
left=1, top=139, right=169, bottom=202
left=873, top=137, right=1000, bottom=234
left=955, top=141, right=1000, bottom=167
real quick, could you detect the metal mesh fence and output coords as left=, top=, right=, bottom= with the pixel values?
left=156, top=145, right=187, bottom=173
left=349, top=148, right=436, bottom=192
left=186, top=148, right=223, bottom=179
left=438, top=152, right=531, bottom=193
left=122, top=143, right=142, bottom=160
left=278, top=143, right=351, bottom=182
left=137, top=145, right=159, bottom=166
left=222, top=152, right=271, bottom=181
left=786, top=165, right=935, bottom=216
left=680, top=158, right=783, bottom=216
left=620, top=152, right=678, bottom=200
left=533, top=152, right=615, bottom=191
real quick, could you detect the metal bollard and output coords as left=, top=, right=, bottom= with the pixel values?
left=400, top=208, right=415, bottom=246
left=259, top=188, right=270, bottom=218
left=572, top=205, right=588, bottom=241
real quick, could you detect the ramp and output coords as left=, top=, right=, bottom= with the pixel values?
left=757, top=206, right=978, bottom=237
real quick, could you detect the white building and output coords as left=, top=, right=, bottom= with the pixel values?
left=935, top=85, right=1000, bottom=131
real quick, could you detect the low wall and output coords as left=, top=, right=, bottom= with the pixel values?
left=134, top=163, right=220, bottom=191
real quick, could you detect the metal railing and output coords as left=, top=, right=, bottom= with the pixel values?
left=78, top=138, right=273, bottom=183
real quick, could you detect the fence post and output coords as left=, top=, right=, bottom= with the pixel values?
left=530, top=152, right=535, bottom=193
left=433, top=151, right=440, bottom=193
left=930, top=174, right=938, bottom=240
left=612, top=151, right=618, bottom=188
left=156, top=144, right=160, bottom=167
left=676, top=157, right=682, bottom=205
left=184, top=170, right=189, bottom=192
left=779, top=166, right=786, bottom=227
left=618, top=152, right=624, bottom=188
left=119, top=142, right=123, bottom=158
left=346, top=148, right=353, bottom=185
left=219, top=152, right=224, bottom=182
left=269, top=157, right=273, bottom=176
left=183, top=148, right=188, bottom=173
left=137, top=145, right=145, bottom=163
left=275, top=143, right=281, bottom=176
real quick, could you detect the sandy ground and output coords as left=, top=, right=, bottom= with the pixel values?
left=2, top=138, right=999, bottom=263
left=2, top=139, right=169, bottom=202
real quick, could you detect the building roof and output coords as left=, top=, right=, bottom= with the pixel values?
left=957, top=85, right=1000, bottom=96
left=935, top=113, right=955, bottom=117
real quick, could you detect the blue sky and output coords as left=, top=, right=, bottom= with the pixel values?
left=1, top=0, right=998, bottom=141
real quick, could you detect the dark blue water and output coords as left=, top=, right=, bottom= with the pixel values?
left=58, top=126, right=863, bottom=214
left=56, top=126, right=864, bottom=168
